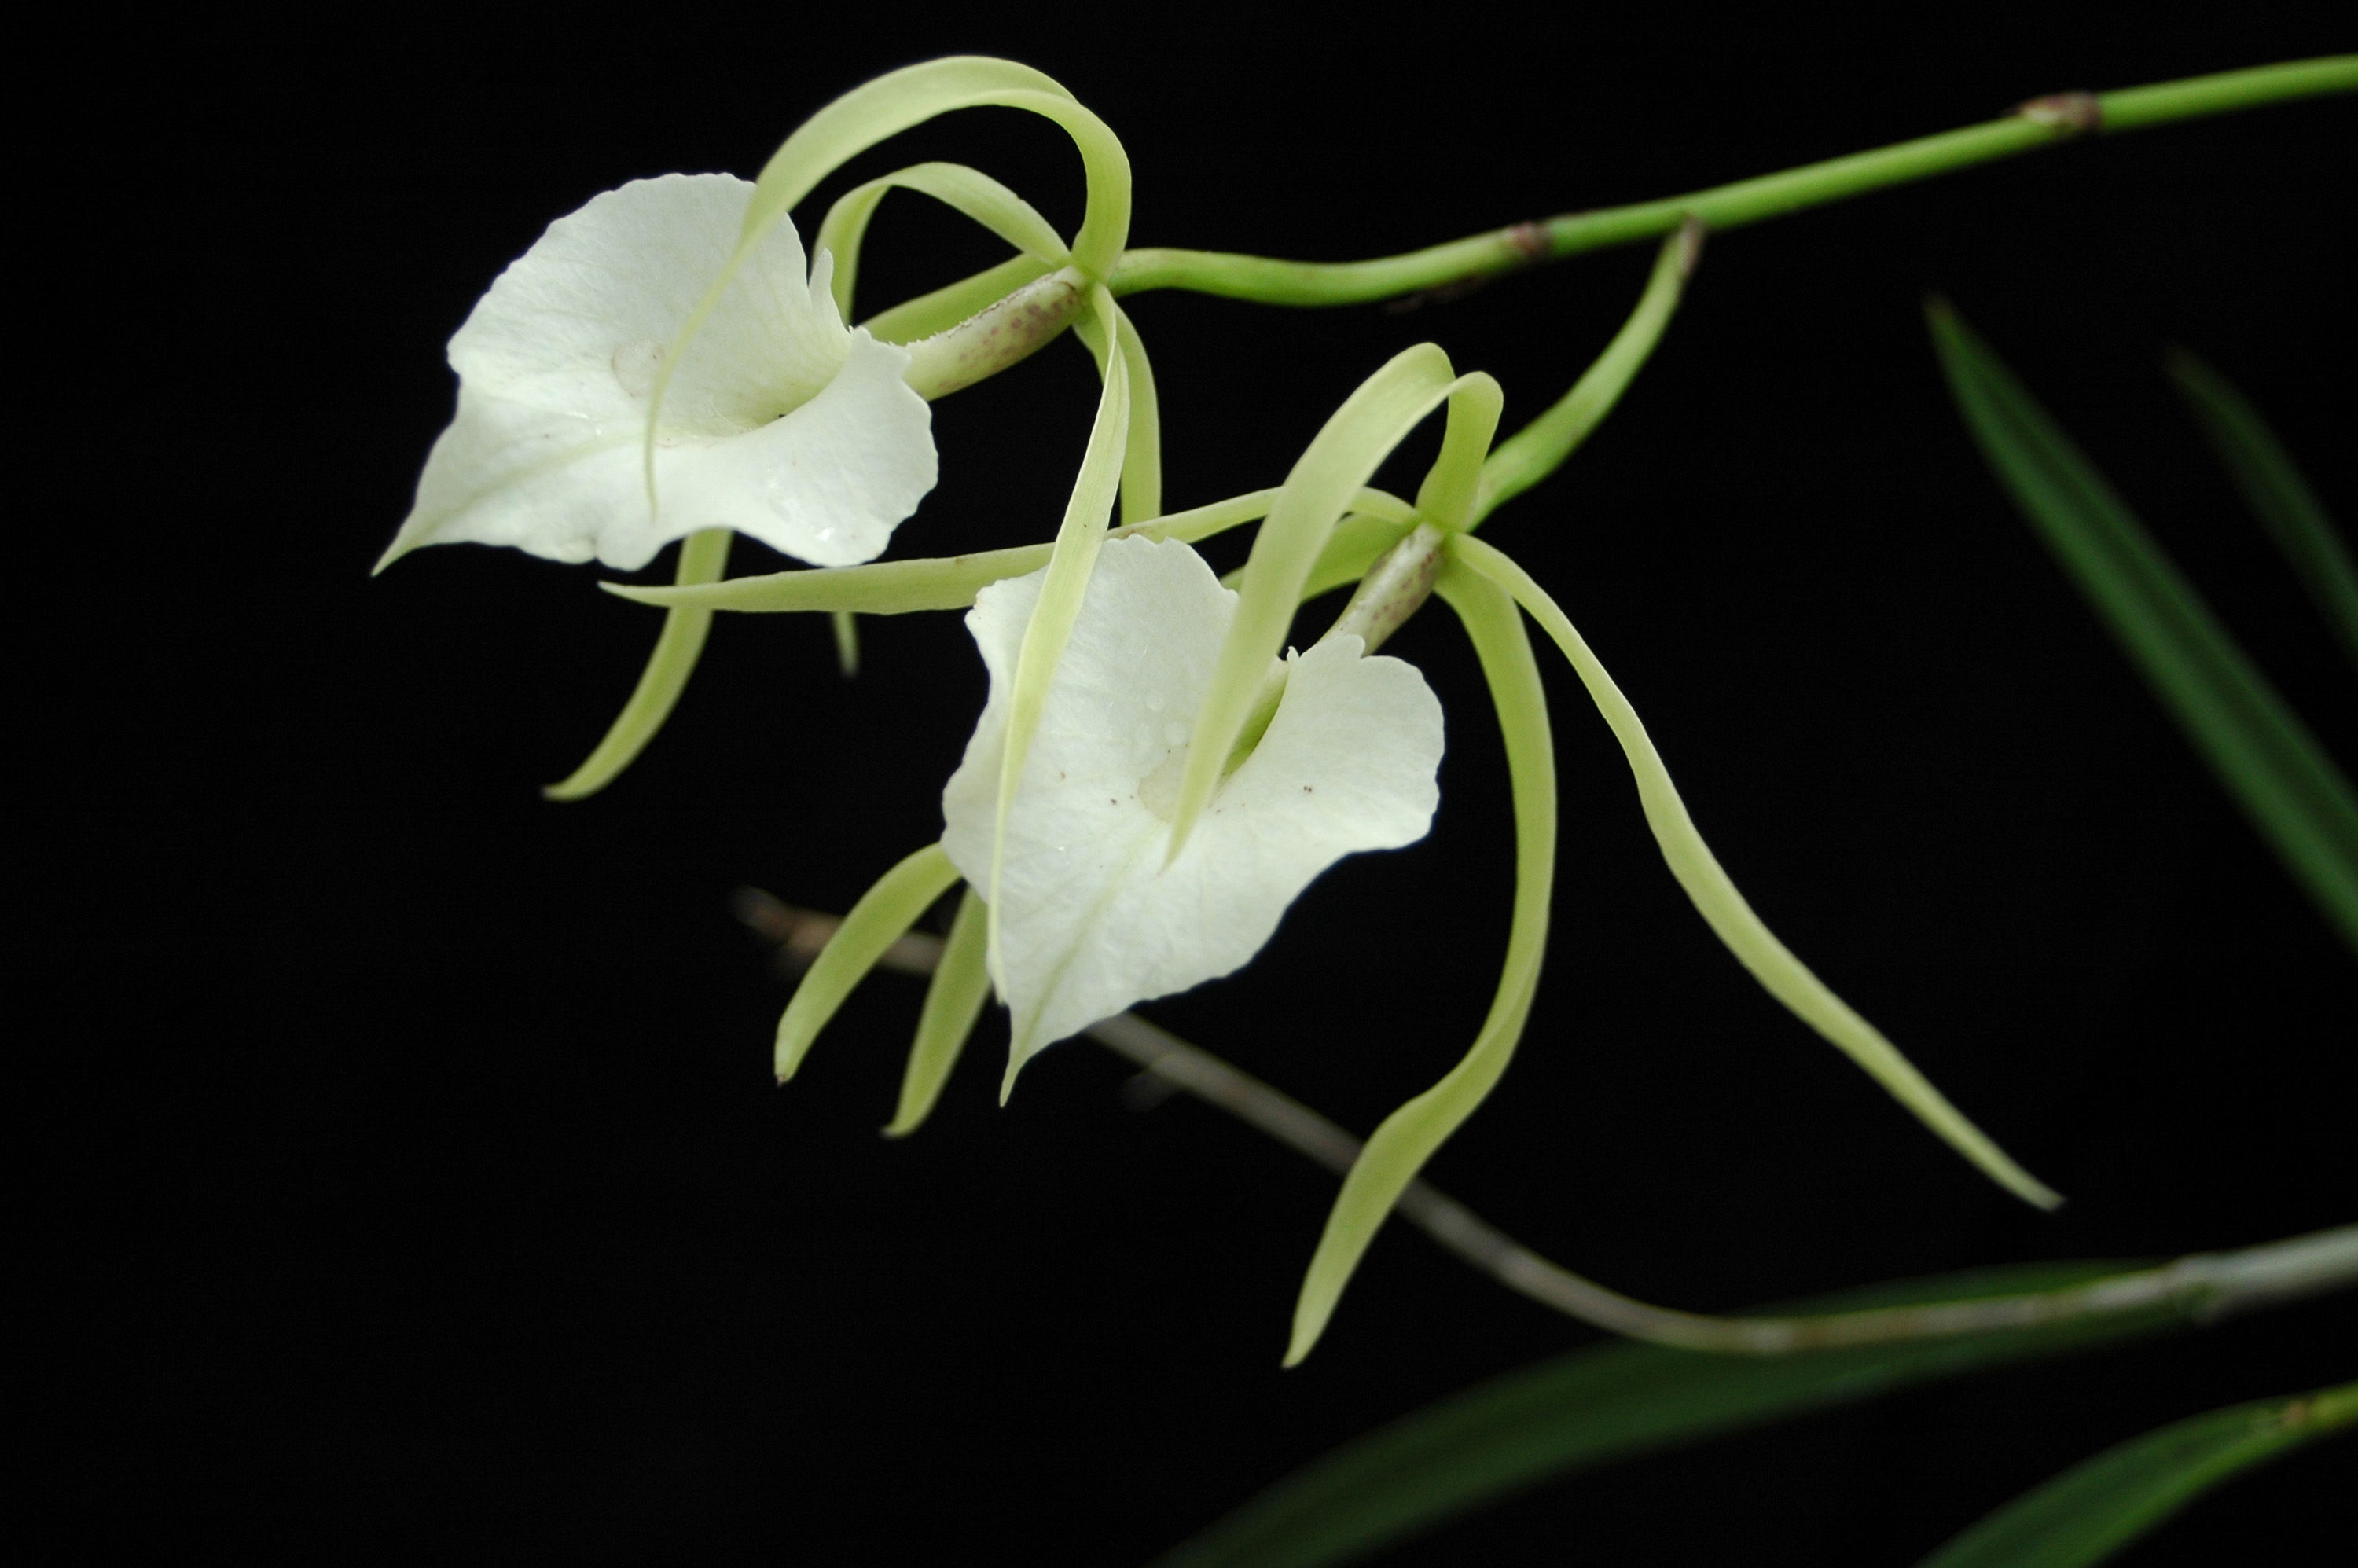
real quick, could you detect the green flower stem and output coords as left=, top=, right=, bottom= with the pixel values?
left=902, top=265, right=1089, bottom=399
left=745, top=897, right=2358, bottom=1354
left=1107, top=57, right=2355, bottom=307
left=1323, top=523, right=1449, bottom=655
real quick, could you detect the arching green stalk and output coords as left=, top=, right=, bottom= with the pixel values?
left=813, top=160, right=1067, bottom=321
left=542, top=527, right=730, bottom=801
left=1105, top=57, right=2356, bottom=307
left=1453, top=531, right=2060, bottom=1208
left=1287, top=561, right=1555, bottom=1365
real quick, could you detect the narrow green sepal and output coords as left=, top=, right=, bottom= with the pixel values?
left=1286, top=563, right=1555, bottom=1366
left=986, top=285, right=1132, bottom=981
left=883, top=886, right=993, bottom=1137
left=1451, top=532, right=2062, bottom=1209
left=829, top=611, right=860, bottom=677
left=777, top=843, right=963, bottom=1081
left=544, top=527, right=731, bottom=802
left=813, top=160, right=1067, bottom=323
left=1167, top=346, right=1466, bottom=864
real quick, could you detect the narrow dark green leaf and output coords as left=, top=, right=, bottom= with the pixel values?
left=2165, top=348, right=2358, bottom=674
left=1918, top=1379, right=2358, bottom=1568
left=1154, top=1263, right=2187, bottom=1568
left=1926, top=300, right=2358, bottom=956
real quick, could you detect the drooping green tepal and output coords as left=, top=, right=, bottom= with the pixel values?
left=774, top=843, right=963, bottom=1081
left=1452, top=533, right=2059, bottom=1210
left=542, top=527, right=730, bottom=800
left=1284, top=562, right=1556, bottom=1369
left=1929, top=303, right=2358, bottom=957
left=885, top=887, right=992, bottom=1137
left=1917, top=1379, right=2358, bottom=1568
left=1162, top=346, right=1494, bottom=865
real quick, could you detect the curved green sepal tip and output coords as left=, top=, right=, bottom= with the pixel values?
left=1286, top=566, right=1556, bottom=1366
left=545, top=527, right=732, bottom=802
left=1168, top=344, right=1467, bottom=864
left=1453, top=532, right=2061, bottom=1209
left=883, top=886, right=993, bottom=1137
left=777, top=843, right=963, bottom=1081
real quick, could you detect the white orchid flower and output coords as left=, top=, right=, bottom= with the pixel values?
left=939, top=534, right=1445, bottom=1082
left=381, top=173, right=937, bottom=574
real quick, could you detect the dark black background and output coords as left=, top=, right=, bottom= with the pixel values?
left=37, top=6, right=2355, bottom=1561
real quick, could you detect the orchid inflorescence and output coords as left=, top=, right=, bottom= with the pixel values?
left=386, top=56, right=2103, bottom=1364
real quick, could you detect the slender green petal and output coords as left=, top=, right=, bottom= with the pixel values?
left=1919, top=1381, right=2358, bottom=1568
left=987, top=285, right=1132, bottom=987
left=608, top=489, right=1319, bottom=616
left=1168, top=346, right=1464, bottom=860
left=1413, top=374, right=1504, bottom=531
left=1930, top=302, right=2358, bottom=956
left=1159, top=1261, right=2195, bottom=1568
left=776, top=843, right=963, bottom=1080
left=1452, top=533, right=2060, bottom=1208
left=542, top=527, right=731, bottom=801
left=862, top=253, right=1055, bottom=345
left=1113, top=303, right=1163, bottom=523
left=1285, top=563, right=1555, bottom=1366
left=1072, top=297, right=1164, bottom=523
left=813, top=161, right=1067, bottom=321
left=646, top=58, right=1131, bottom=495
left=2165, top=348, right=2358, bottom=673
left=883, top=886, right=992, bottom=1137
left=1474, top=219, right=1701, bottom=523
left=828, top=610, right=859, bottom=677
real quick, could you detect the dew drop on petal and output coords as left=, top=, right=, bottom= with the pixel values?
left=611, top=339, right=666, bottom=398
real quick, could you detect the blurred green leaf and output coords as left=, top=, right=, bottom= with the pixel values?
left=1154, top=1262, right=2187, bottom=1568
left=1926, top=300, right=2358, bottom=957
left=1917, top=1379, right=2358, bottom=1568
left=2165, top=348, right=2358, bottom=675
